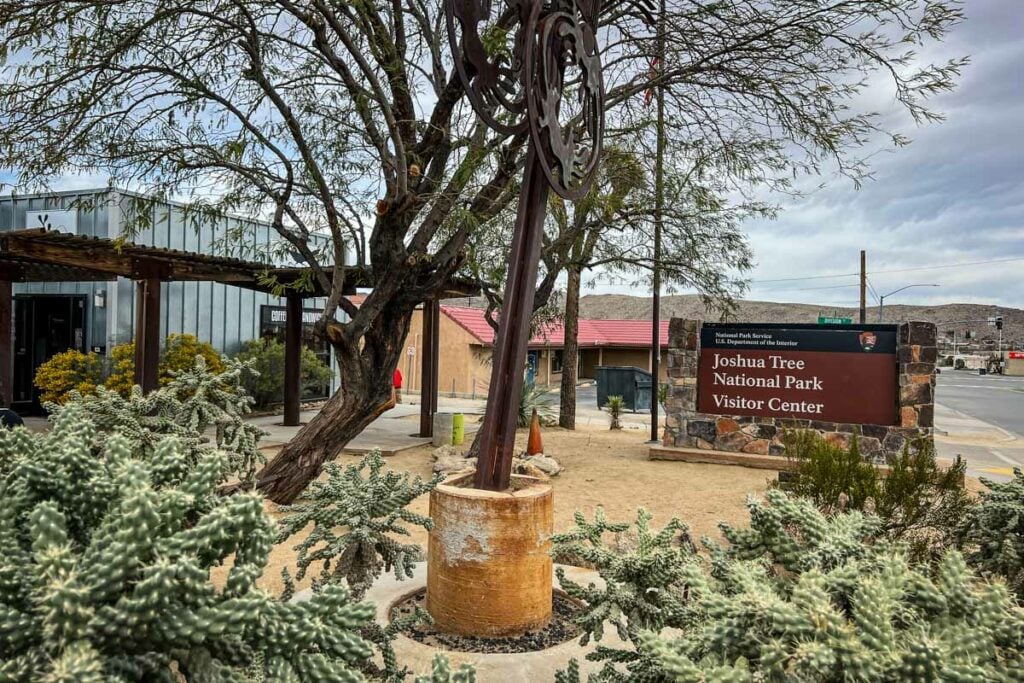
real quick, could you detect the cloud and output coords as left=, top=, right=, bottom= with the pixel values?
left=584, top=4, right=1023, bottom=309
left=736, top=3, right=1024, bottom=308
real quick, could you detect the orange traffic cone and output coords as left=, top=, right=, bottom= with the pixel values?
left=527, top=408, right=544, bottom=456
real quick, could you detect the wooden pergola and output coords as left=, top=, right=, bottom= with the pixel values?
left=0, top=228, right=474, bottom=434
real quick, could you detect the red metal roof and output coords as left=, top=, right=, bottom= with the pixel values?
left=441, top=306, right=669, bottom=348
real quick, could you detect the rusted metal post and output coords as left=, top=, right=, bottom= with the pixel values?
left=283, top=292, right=302, bottom=426
left=447, top=0, right=605, bottom=490
left=420, top=299, right=440, bottom=437
left=133, top=278, right=161, bottom=393
left=0, top=280, right=11, bottom=407
left=474, top=148, right=551, bottom=490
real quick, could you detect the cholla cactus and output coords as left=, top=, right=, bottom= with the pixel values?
left=713, top=488, right=881, bottom=574
left=552, top=508, right=695, bottom=682
left=960, top=468, right=1024, bottom=598
left=414, top=654, right=476, bottom=683
left=278, top=449, right=442, bottom=601
left=0, top=405, right=376, bottom=681
left=45, top=356, right=266, bottom=484
left=642, top=550, right=1024, bottom=682
left=556, top=491, right=1014, bottom=683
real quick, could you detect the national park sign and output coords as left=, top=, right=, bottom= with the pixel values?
left=697, top=323, right=899, bottom=426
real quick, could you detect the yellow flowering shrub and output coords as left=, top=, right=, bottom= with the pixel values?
left=103, top=334, right=226, bottom=396
left=33, top=350, right=104, bottom=404
left=160, top=333, right=225, bottom=384
left=104, top=342, right=136, bottom=396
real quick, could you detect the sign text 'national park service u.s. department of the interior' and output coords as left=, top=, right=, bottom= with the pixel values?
left=697, top=323, right=898, bottom=426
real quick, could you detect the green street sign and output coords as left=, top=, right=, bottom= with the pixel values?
left=818, top=316, right=853, bottom=325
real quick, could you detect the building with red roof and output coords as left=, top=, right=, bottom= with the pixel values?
left=399, top=304, right=669, bottom=397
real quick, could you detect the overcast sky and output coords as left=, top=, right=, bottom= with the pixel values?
left=589, top=3, right=1024, bottom=309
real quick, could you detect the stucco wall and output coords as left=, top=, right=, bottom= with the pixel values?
left=401, top=307, right=492, bottom=398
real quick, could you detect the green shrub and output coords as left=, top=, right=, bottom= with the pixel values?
left=0, top=404, right=379, bottom=681
left=780, top=430, right=878, bottom=509
left=159, top=332, right=225, bottom=384
left=781, top=430, right=970, bottom=563
left=960, top=468, right=1024, bottom=599
left=46, top=356, right=266, bottom=485
left=518, top=382, right=556, bottom=427
left=604, top=395, right=625, bottom=430
left=32, top=349, right=104, bottom=404
left=103, top=342, right=136, bottom=396
left=234, top=337, right=334, bottom=409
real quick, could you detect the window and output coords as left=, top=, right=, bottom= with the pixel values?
left=551, top=349, right=564, bottom=373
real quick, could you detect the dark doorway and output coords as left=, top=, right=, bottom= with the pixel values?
left=259, top=304, right=332, bottom=400
left=12, top=295, right=87, bottom=413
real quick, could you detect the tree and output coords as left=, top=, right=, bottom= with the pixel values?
left=551, top=140, right=765, bottom=428
left=0, top=0, right=964, bottom=501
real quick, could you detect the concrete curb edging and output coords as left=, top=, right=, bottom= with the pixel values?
left=296, top=563, right=623, bottom=681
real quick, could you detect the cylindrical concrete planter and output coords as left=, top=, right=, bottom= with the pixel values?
left=426, top=472, right=553, bottom=637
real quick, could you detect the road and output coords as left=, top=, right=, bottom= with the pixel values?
left=935, top=371, right=1024, bottom=437
left=934, top=370, right=1024, bottom=480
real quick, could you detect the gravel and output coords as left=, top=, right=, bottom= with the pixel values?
left=389, top=589, right=582, bottom=653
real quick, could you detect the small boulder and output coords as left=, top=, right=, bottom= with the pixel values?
left=433, top=455, right=474, bottom=475
left=523, top=454, right=562, bottom=476
left=515, top=462, right=551, bottom=481
left=432, top=445, right=473, bottom=474
left=432, top=444, right=463, bottom=461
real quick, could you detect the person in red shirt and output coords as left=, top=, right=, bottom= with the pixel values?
left=393, top=367, right=403, bottom=404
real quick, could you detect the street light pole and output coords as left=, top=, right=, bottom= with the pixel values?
left=877, top=284, right=940, bottom=322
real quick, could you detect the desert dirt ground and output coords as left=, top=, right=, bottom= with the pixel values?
left=215, top=425, right=776, bottom=596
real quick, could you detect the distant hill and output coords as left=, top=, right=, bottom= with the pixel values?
left=576, top=294, right=1023, bottom=349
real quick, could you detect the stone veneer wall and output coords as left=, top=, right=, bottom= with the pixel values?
left=662, top=318, right=936, bottom=461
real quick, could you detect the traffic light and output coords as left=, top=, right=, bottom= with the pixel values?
left=996, top=316, right=1004, bottom=331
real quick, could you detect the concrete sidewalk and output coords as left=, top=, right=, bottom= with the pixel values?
left=934, top=402, right=1024, bottom=481
left=405, top=388, right=653, bottom=430
left=253, top=401, right=481, bottom=456
left=934, top=402, right=1018, bottom=444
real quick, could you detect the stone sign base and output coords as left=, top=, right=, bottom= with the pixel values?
left=649, top=444, right=799, bottom=470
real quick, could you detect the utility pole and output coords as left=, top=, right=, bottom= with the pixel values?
left=859, top=250, right=866, bottom=324
left=648, top=0, right=665, bottom=444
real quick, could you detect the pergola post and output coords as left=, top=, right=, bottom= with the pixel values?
left=133, top=278, right=161, bottom=393
left=0, top=280, right=12, bottom=407
left=283, top=292, right=302, bottom=427
left=419, top=298, right=440, bottom=437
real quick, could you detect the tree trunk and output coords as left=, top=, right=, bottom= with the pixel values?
left=559, top=265, right=582, bottom=429
left=255, top=379, right=393, bottom=503
left=255, top=298, right=413, bottom=504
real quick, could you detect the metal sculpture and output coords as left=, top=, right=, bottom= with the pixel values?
left=446, top=0, right=605, bottom=490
